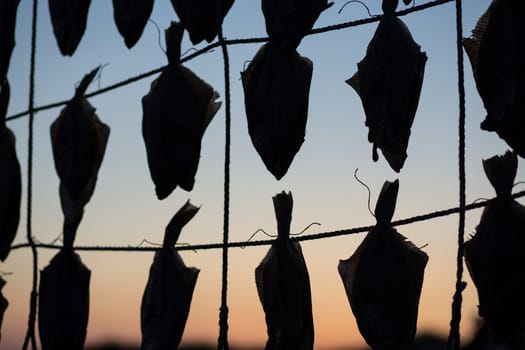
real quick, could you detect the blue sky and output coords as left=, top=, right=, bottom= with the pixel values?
left=3, top=0, right=523, bottom=348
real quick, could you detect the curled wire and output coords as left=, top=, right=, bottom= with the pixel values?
left=241, top=222, right=321, bottom=248
left=136, top=238, right=162, bottom=247
left=514, top=181, right=525, bottom=189
left=338, top=0, right=377, bottom=17
left=354, top=168, right=375, bottom=217
left=136, top=238, right=198, bottom=253
left=148, top=19, right=167, bottom=54
left=471, top=197, right=489, bottom=204
left=94, top=63, right=110, bottom=90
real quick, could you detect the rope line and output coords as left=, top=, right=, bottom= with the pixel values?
left=21, top=0, right=39, bottom=349
left=5, top=0, right=453, bottom=123
left=447, top=0, right=467, bottom=348
left=10, top=190, right=525, bottom=253
left=217, top=18, right=232, bottom=350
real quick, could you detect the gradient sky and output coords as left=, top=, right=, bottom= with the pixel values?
left=3, top=0, right=523, bottom=349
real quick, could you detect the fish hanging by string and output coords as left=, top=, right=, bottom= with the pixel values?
left=142, top=21, right=220, bottom=200
left=338, top=180, right=428, bottom=350
left=347, top=0, right=427, bottom=172
left=262, top=0, right=333, bottom=52
left=170, top=0, right=235, bottom=45
left=141, top=200, right=200, bottom=350
left=255, top=191, right=314, bottom=350
left=0, top=277, right=7, bottom=344
left=463, top=0, right=525, bottom=158
left=112, top=0, right=154, bottom=49
left=0, top=0, right=20, bottom=83
left=38, top=188, right=91, bottom=349
left=464, top=151, right=525, bottom=345
left=48, top=0, right=91, bottom=56
left=51, top=67, right=110, bottom=234
left=0, top=81, right=21, bottom=262
left=242, top=1, right=331, bottom=180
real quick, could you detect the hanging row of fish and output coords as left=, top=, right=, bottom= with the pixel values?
left=38, top=67, right=109, bottom=349
left=47, top=0, right=235, bottom=55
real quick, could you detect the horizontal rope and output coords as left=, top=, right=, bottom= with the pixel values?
left=10, top=189, right=525, bottom=253
left=6, top=0, right=453, bottom=122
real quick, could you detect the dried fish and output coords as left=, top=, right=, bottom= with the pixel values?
left=463, top=0, right=525, bottom=157
left=0, top=0, right=20, bottom=82
left=170, top=0, right=235, bottom=45
left=465, top=151, right=525, bottom=344
left=347, top=0, right=427, bottom=172
left=262, top=0, right=333, bottom=52
left=242, top=43, right=312, bottom=180
left=48, top=0, right=91, bottom=56
left=112, top=0, right=154, bottom=49
left=0, top=81, right=21, bottom=261
left=242, top=1, right=329, bottom=179
left=141, top=201, right=200, bottom=350
left=38, top=248, right=90, bottom=350
left=338, top=180, right=428, bottom=349
left=51, top=67, right=110, bottom=236
left=142, top=22, right=220, bottom=200
left=255, top=191, right=314, bottom=350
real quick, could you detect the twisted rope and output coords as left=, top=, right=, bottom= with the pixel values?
left=11, top=191, right=525, bottom=253
left=21, top=0, right=39, bottom=349
left=447, top=0, right=467, bottom=348
left=217, top=10, right=232, bottom=350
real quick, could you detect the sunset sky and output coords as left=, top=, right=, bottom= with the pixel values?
left=3, top=0, right=523, bottom=349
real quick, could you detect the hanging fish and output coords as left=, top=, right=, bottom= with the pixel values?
left=48, top=0, right=91, bottom=56
left=142, top=21, right=220, bottom=200
left=347, top=0, right=427, bottom=172
left=141, top=200, right=200, bottom=350
left=112, top=0, right=154, bottom=49
left=0, top=81, right=21, bottom=262
left=38, top=247, right=90, bottom=350
left=0, top=277, right=7, bottom=343
left=0, top=0, right=20, bottom=83
left=262, top=0, right=333, bottom=52
left=338, top=180, right=428, bottom=349
left=242, top=43, right=312, bottom=180
left=255, top=191, right=314, bottom=350
left=463, top=0, right=525, bottom=158
left=50, top=66, right=110, bottom=218
left=242, top=1, right=330, bottom=180
left=170, top=0, right=235, bottom=45
left=464, top=151, right=525, bottom=344
left=39, top=187, right=91, bottom=350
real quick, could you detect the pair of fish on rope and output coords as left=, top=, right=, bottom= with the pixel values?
left=255, top=184, right=427, bottom=350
